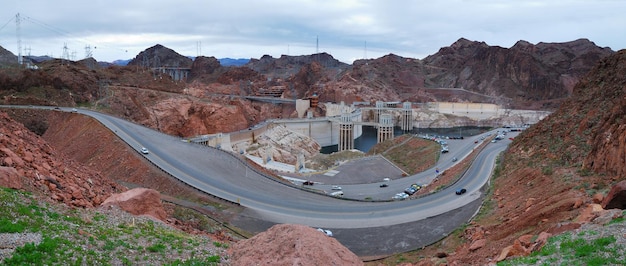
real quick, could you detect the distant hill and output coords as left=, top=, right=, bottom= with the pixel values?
left=111, top=57, right=248, bottom=67
left=112, top=59, right=131, bottom=66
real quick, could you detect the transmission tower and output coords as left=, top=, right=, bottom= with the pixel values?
left=316, top=35, right=319, bottom=54
left=61, top=43, right=69, bottom=64
left=85, top=45, right=93, bottom=59
left=16, top=13, right=22, bottom=65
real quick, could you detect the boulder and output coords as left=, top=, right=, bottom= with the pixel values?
left=101, top=188, right=167, bottom=221
left=592, top=193, right=604, bottom=204
left=0, top=166, right=22, bottom=189
left=495, top=239, right=529, bottom=262
left=228, top=224, right=363, bottom=266
left=469, top=239, right=486, bottom=251
left=602, top=180, right=626, bottom=210
left=574, top=204, right=603, bottom=223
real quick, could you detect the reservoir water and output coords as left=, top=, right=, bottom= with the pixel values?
left=320, top=126, right=491, bottom=154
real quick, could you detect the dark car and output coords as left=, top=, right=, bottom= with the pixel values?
left=379, top=183, right=388, bottom=188
left=303, top=181, right=314, bottom=186
left=455, top=188, right=467, bottom=195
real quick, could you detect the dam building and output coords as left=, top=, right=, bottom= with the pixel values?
left=187, top=101, right=414, bottom=152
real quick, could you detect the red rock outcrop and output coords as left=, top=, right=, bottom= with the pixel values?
left=101, top=188, right=167, bottom=221
left=0, top=165, right=22, bottom=189
left=602, top=180, right=626, bottom=210
left=228, top=224, right=363, bottom=266
left=0, top=111, right=123, bottom=207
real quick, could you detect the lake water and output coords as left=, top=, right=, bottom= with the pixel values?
left=320, top=126, right=491, bottom=154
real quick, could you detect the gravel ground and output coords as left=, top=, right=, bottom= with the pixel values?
left=502, top=210, right=626, bottom=265
left=0, top=233, right=42, bottom=262
left=0, top=188, right=230, bottom=265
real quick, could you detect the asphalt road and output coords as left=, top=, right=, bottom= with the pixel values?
left=3, top=105, right=517, bottom=256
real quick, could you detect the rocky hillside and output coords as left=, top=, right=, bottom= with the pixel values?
left=0, top=46, right=17, bottom=66
left=0, top=38, right=614, bottom=141
left=127, top=44, right=193, bottom=68
left=0, top=111, right=124, bottom=208
left=393, top=49, right=626, bottom=265
left=421, top=38, right=613, bottom=109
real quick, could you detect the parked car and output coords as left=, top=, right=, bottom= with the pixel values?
left=331, top=185, right=342, bottom=190
left=393, top=193, right=408, bottom=200
left=404, top=187, right=417, bottom=195
left=140, top=147, right=149, bottom=154
left=303, top=181, right=314, bottom=186
left=71, top=108, right=78, bottom=112
left=329, top=191, right=344, bottom=197
left=317, top=228, right=333, bottom=237
left=455, top=188, right=467, bottom=195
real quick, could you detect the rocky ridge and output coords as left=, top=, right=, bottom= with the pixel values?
left=0, top=111, right=124, bottom=208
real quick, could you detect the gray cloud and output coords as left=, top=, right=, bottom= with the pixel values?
left=1, top=0, right=624, bottom=63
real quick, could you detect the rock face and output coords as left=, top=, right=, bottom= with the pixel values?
left=602, top=180, right=626, bottom=210
left=0, top=165, right=22, bottom=189
left=101, top=188, right=167, bottom=221
left=0, top=111, right=123, bottom=208
left=421, top=38, right=614, bottom=109
left=228, top=224, right=363, bottom=266
left=234, top=124, right=321, bottom=164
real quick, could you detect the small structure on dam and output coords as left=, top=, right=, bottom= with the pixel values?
left=338, top=113, right=355, bottom=151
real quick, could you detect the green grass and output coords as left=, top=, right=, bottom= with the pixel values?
left=0, top=188, right=226, bottom=265
left=499, top=229, right=626, bottom=266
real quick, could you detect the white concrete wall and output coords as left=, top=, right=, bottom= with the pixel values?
left=432, top=102, right=502, bottom=120
left=295, top=99, right=310, bottom=118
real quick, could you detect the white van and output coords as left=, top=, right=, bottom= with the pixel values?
left=329, top=191, right=344, bottom=197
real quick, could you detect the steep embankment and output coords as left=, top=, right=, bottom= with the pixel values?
left=40, top=111, right=228, bottom=206
left=0, top=110, right=124, bottom=207
left=383, top=50, right=626, bottom=265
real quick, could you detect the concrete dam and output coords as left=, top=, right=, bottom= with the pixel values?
left=187, top=100, right=550, bottom=153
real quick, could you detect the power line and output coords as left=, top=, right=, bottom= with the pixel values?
left=6, top=13, right=130, bottom=60
left=0, top=16, right=14, bottom=32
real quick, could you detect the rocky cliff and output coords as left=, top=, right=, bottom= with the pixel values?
left=421, top=49, right=626, bottom=264
left=0, top=111, right=124, bottom=207
left=422, top=38, right=613, bottom=109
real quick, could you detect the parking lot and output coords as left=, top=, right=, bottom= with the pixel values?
left=286, top=155, right=406, bottom=185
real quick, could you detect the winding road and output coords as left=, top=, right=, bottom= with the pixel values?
left=5, top=105, right=517, bottom=256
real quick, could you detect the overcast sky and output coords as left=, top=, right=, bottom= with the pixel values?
left=1, top=0, right=625, bottom=64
